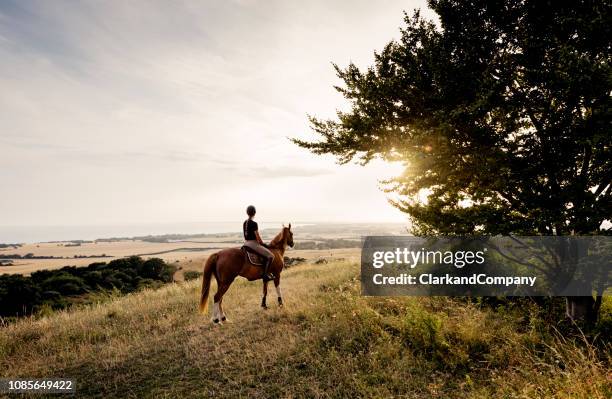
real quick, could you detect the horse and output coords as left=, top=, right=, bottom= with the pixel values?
left=199, top=224, right=294, bottom=323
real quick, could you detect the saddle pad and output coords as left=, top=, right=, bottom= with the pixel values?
left=247, top=252, right=264, bottom=266
left=241, top=246, right=265, bottom=266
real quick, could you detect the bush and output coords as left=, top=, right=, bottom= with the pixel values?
left=183, top=271, right=202, bottom=281
left=0, top=275, right=41, bottom=316
left=0, top=256, right=176, bottom=318
left=41, top=273, right=88, bottom=295
left=141, top=258, right=166, bottom=279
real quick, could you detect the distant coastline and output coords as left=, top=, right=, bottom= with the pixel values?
left=0, top=222, right=312, bottom=245
left=0, top=222, right=407, bottom=245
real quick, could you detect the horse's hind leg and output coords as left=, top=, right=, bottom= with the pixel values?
left=213, top=282, right=231, bottom=323
left=219, top=297, right=228, bottom=322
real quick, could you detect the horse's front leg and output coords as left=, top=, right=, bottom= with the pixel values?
left=261, top=280, right=269, bottom=309
left=274, top=276, right=283, bottom=307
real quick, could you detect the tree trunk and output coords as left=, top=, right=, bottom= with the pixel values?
left=563, top=234, right=601, bottom=326
left=565, top=296, right=598, bottom=325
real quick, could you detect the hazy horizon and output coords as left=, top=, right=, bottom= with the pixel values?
left=0, top=0, right=433, bottom=227
left=0, top=220, right=409, bottom=243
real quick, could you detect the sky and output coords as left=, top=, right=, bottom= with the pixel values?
left=0, top=0, right=432, bottom=227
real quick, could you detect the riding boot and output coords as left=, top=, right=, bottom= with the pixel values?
left=262, top=257, right=275, bottom=281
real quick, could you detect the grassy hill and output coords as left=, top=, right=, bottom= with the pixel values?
left=0, top=259, right=610, bottom=398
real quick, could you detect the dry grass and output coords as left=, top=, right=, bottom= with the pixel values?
left=0, top=259, right=609, bottom=398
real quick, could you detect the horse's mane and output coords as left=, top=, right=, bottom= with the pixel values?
left=268, top=228, right=286, bottom=249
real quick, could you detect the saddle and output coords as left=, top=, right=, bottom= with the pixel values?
left=241, top=246, right=265, bottom=266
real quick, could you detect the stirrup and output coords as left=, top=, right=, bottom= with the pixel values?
left=263, top=273, right=275, bottom=282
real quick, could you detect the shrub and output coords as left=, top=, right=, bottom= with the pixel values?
left=41, top=273, right=88, bottom=295
left=0, top=275, right=41, bottom=317
left=183, top=271, right=202, bottom=281
left=0, top=256, right=176, bottom=319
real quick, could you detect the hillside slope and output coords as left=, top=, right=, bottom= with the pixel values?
left=0, top=259, right=609, bottom=398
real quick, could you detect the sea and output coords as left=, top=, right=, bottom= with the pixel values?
left=0, top=222, right=304, bottom=244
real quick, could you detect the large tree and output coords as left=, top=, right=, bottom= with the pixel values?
left=293, top=1, right=611, bottom=321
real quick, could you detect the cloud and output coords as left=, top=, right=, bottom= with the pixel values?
left=247, top=166, right=332, bottom=179
left=0, top=0, right=424, bottom=226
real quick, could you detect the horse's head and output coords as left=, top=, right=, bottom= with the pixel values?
left=270, top=223, right=294, bottom=250
left=284, top=223, right=294, bottom=248
left=287, top=224, right=294, bottom=247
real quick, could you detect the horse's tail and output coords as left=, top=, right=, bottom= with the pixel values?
left=199, top=253, right=218, bottom=314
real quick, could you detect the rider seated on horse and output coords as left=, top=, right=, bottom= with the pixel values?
left=243, top=205, right=275, bottom=281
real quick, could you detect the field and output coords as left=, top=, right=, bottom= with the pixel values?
left=0, top=223, right=397, bottom=277
left=0, top=233, right=248, bottom=275
left=1, top=254, right=610, bottom=398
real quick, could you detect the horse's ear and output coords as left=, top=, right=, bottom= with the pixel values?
left=288, top=223, right=291, bottom=230
left=282, top=223, right=285, bottom=228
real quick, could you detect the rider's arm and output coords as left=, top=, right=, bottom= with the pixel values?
left=255, top=230, right=264, bottom=245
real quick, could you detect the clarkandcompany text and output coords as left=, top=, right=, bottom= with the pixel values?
left=373, top=273, right=537, bottom=287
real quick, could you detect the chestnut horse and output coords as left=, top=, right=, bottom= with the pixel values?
left=199, top=224, right=294, bottom=323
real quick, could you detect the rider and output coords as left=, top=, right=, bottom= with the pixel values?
left=243, top=205, right=275, bottom=281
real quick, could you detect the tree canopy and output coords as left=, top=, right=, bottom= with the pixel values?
left=293, top=0, right=611, bottom=236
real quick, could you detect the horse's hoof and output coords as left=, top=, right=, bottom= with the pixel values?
left=262, top=305, right=268, bottom=310
left=213, top=318, right=220, bottom=324
left=221, top=316, right=227, bottom=322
